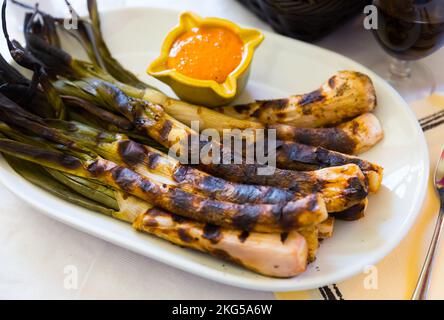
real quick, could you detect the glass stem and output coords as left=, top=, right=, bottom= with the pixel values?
left=390, top=58, right=412, bottom=79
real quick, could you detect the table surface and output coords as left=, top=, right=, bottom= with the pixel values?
left=0, top=0, right=443, bottom=300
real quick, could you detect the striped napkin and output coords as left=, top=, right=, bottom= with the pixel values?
left=276, top=94, right=444, bottom=300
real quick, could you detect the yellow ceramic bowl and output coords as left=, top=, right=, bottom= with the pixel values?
left=147, top=12, right=264, bottom=107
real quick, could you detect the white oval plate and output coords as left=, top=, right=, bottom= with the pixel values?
left=0, top=8, right=429, bottom=292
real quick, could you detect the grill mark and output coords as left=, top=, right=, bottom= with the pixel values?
left=279, top=129, right=357, bottom=156
left=201, top=175, right=227, bottom=194
left=169, top=189, right=197, bottom=214
left=147, top=152, right=161, bottom=170
left=276, top=111, right=288, bottom=119
left=280, top=142, right=319, bottom=164
left=176, top=167, right=293, bottom=204
left=232, top=206, right=261, bottom=231
left=159, top=120, right=173, bottom=142
left=133, top=109, right=153, bottom=127
left=111, top=166, right=139, bottom=192
left=343, top=177, right=368, bottom=202
left=178, top=228, right=194, bottom=243
left=335, top=82, right=350, bottom=97
left=146, top=208, right=166, bottom=217
left=233, top=103, right=252, bottom=114
left=323, top=129, right=356, bottom=154
left=117, top=140, right=146, bottom=166
left=140, top=179, right=156, bottom=193
left=250, top=99, right=289, bottom=119
left=279, top=199, right=313, bottom=230
left=307, top=196, right=319, bottom=211
left=264, top=98, right=288, bottom=110
left=171, top=214, right=188, bottom=224
left=350, top=121, right=360, bottom=135
left=172, top=165, right=189, bottom=183
left=315, top=147, right=346, bottom=167
left=87, top=160, right=109, bottom=177
left=250, top=107, right=262, bottom=119
left=55, top=154, right=82, bottom=170
left=299, top=89, right=325, bottom=112
left=238, top=231, right=250, bottom=243
left=202, top=176, right=259, bottom=203
left=271, top=169, right=320, bottom=194
left=262, top=187, right=294, bottom=204
left=142, top=218, right=158, bottom=228
left=200, top=200, right=231, bottom=219
left=328, top=76, right=336, bottom=89
left=309, top=146, right=380, bottom=176
left=203, top=224, right=222, bottom=244
left=0, top=141, right=83, bottom=170
left=94, top=80, right=134, bottom=118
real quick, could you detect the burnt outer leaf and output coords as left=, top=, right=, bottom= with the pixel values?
left=5, top=155, right=114, bottom=216
left=2, top=4, right=66, bottom=119
left=0, top=53, right=30, bottom=85
left=63, top=95, right=133, bottom=131
left=274, top=141, right=382, bottom=177
left=172, top=165, right=296, bottom=205
left=0, top=83, right=52, bottom=117
left=0, top=138, right=82, bottom=171
left=0, top=93, right=82, bottom=151
left=25, top=31, right=72, bottom=74
left=271, top=124, right=357, bottom=154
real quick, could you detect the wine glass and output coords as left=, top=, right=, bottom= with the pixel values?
left=372, top=0, right=444, bottom=101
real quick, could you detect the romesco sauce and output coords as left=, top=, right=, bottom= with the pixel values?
left=167, top=27, right=244, bottom=83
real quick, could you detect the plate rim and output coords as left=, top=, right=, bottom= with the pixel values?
left=0, top=6, right=430, bottom=292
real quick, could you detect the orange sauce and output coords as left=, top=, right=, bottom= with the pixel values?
left=167, top=27, right=244, bottom=83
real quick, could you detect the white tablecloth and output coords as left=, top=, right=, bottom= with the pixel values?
left=1, top=0, right=443, bottom=299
